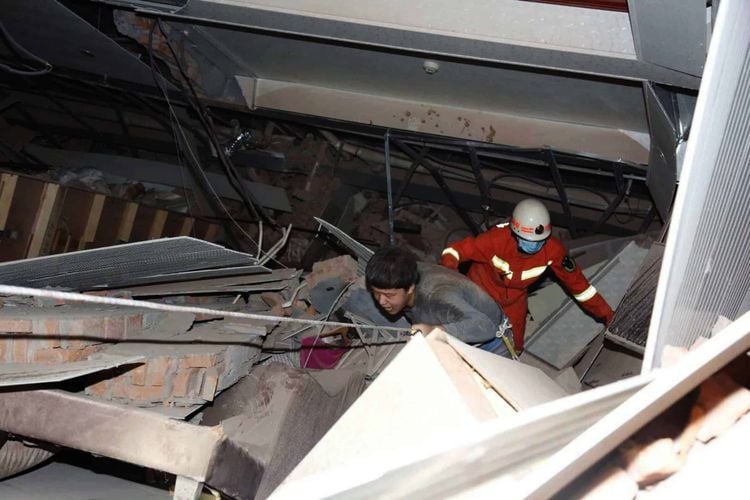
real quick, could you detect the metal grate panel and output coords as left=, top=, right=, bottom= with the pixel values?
left=0, top=237, right=257, bottom=291
left=644, top=0, right=750, bottom=369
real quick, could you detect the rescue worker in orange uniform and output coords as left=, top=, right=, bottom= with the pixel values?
left=440, top=198, right=614, bottom=353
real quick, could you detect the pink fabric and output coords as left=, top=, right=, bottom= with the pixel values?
left=300, top=337, right=347, bottom=369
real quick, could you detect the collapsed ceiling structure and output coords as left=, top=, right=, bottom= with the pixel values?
left=1, top=0, right=750, bottom=499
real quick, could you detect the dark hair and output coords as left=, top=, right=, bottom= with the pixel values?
left=365, top=246, right=419, bottom=290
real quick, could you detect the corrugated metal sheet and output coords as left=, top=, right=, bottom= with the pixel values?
left=0, top=237, right=257, bottom=291
left=644, top=0, right=750, bottom=370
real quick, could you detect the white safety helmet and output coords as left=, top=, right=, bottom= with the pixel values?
left=511, top=199, right=551, bottom=242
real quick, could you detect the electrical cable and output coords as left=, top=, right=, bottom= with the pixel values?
left=156, top=19, right=273, bottom=225
left=146, top=22, right=290, bottom=268
left=0, top=21, right=52, bottom=76
left=147, top=25, right=250, bottom=238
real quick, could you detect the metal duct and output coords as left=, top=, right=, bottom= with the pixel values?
left=643, top=0, right=750, bottom=370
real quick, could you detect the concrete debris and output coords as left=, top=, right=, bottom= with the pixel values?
left=306, top=255, right=358, bottom=289
left=0, top=303, right=157, bottom=364
left=200, top=363, right=366, bottom=499
left=85, top=321, right=264, bottom=407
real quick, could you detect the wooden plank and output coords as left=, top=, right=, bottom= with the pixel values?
left=203, top=223, right=220, bottom=242
left=52, top=189, right=93, bottom=255
left=0, top=177, right=44, bottom=261
left=162, top=212, right=189, bottom=238
left=178, top=217, right=194, bottom=236
left=79, top=194, right=105, bottom=250
left=26, top=183, right=60, bottom=258
left=93, top=198, right=127, bottom=248
left=116, top=202, right=138, bottom=243
left=425, top=331, right=512, bottom=421
left=0, top=173, right=18, bottom=230
left=148, top=209, right=168, bottom=240
left=129, top=205, right=156, bottom=242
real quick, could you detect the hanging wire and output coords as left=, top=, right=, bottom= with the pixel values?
left=146, top=20, right=289, bottom=267
left=0, top=21, right=53, bottom=76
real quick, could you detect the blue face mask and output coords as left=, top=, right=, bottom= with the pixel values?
left=518, top=238, right=545, bottom=254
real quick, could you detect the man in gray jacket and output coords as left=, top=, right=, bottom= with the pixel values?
left=343, top=246, right=510, bottom=356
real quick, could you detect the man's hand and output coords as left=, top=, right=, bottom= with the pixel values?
left=411, top=323, right=436, bottom=336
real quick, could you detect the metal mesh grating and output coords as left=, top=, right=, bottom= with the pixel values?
left=0, top=237, right=257, bottom=291
left=645, top=0, right=750, bottom=369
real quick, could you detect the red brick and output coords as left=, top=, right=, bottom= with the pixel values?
left=67, top=339, right=100, bottom=350
left=32, top=349, right=65, bottom=364
left=31, top=319, right=60, bottom=335
left=201, top=367, right=220, bottom=401
left=28, top=338, right=57, bottom=356
left=145, top=357, right=173, bottom=386
left=104, top=316, right=125, bottom=340
left=0, top=340, right=9, bottom=362
left=86, top=379, right=111, bottom=398
left=171, top=368, right=193, bottom=397
left=110, top=377, right=131, bottom=399
left=60, top=316, right=105, bottom=337
left=261, top=292, right=284, bottom=308
left=180, top=353, right=218, bottom=369
left=63, top=345, right=103, bottom=362
left=45, top=337, right=62, bottom=349
left=125, top=313, right=143, bottom=336
left=11, top=339, right=29, bottom=362
left=269, top=304, right=289, bottom=317
left=172, top=367, right=204, bottom=398
left=119, top=384, right=166, bottom=404
left=0, top=319, right=32, bottom=332
left=129, top=365, right=147, bottom=386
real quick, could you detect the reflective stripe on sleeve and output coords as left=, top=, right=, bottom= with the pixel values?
left=441, top=247, right=460, bottom=261
left=521, top=265, right=548, bottom=281
left=574, top=285, right=598, bottom=302
left=492, top=255, right=513, bottom=279
left=496, top=222, right=509, bottom=228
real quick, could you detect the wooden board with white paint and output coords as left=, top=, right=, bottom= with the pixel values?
left=446, top=334, right=569, bottom=410
left=272, top=334, right=484, bottom=499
